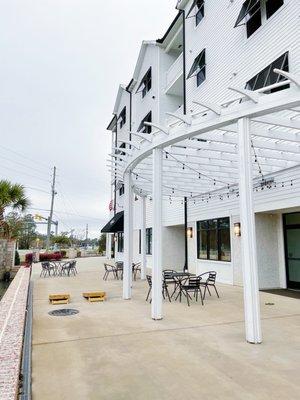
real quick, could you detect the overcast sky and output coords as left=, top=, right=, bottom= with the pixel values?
left=0, top=0, right=177, bottom=238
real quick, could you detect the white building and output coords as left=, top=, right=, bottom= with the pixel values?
left=102, top=0, right=300, bottom=343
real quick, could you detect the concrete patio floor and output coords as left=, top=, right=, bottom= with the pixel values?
left=31, top=257, right=300, bottom=400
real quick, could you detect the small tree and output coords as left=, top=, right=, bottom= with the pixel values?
left=51, top=234, right=71, bottom=248
left=0, top=180, right=30, bottom=238
left=98, top=233, right=106, bottom=254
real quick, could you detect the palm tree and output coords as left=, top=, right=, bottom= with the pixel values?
left=0, top=180, right=30, bottom=238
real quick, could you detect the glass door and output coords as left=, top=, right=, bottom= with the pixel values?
left=284, top=213, right=300, bottom=289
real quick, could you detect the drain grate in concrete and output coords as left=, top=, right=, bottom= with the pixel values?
left=48, top=309, right=79, bottom=317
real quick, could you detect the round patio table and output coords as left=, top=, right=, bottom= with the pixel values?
left=171, top=272, right=195, bottom=302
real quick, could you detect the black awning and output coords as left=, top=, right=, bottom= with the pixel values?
left=234, top=0, right=260, bottom=27
left=101, top=211, right=124, bottom=233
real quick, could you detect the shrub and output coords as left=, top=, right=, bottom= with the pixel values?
left=25, top=253, right=33, bottom=265
left=39, top=252, right=62, bottom=262
left=60, top=250, right=67, bottom=258
left=15, top=250, right=20, bottom=266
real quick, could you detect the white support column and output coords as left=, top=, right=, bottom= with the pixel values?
left=238, top=117, right=262, bottom=344
left=152, top=148, right=163, bottom=320
left=106, top=234, right=112, bottom=259
left=140, top=196, right=147, bottom=280
left=123, top=171, right=133, bottom=300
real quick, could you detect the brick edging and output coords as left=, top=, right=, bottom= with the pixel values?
left=0, top=267, right=31, bottom=400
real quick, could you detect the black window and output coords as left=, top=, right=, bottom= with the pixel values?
left=117, top=232, right=124, bottom=253
left=186, top=0, right=204, bottom=26
left=136, top=67, right=152, bottom=98
left=266, top=0, right=284, bottom=19
left=119, top=184, right=124, bottom=196
left=119, top=142, right=126, bottom=156
left=118, top=107, right=126, bottom=129
left=187, top=49, right=206, bottom=87
left=197, top=217, right=231, bottom=262
left=146, top=228, right=152, bottom=255
left=138, top=111, right=152, bottom=134
left=196, top=0, right=204, bottom=25
left=234, top=0, right=262, bottom=38
left=246, top=52, right=289, bottom=93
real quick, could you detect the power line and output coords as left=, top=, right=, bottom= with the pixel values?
left=0, top=153, right=51, bottom=178
left=0, top=144, right=51, bottom=171
left=0, top=164, right=51, bottom=183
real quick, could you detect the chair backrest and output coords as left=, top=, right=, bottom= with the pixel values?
left=116, top=261, right=123, bottom=268
left=163, top=270, right=176, bottom=279
left=188, top=276, right=201, bottom=288
left=146, top=275, right=152, bottom=287
left=41, top=261, right=49, bottom=268
left=207, top=271, right=217, bottom=284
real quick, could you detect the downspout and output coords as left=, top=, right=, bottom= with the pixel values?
left=182, top=9, right=188, bottom=270
left=114, top=114, right=118, bottom=216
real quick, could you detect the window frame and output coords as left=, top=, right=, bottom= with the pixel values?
left=146, top=227, right=152, bottom=255
left=187, top=49, right=206, bottom=87
left=138, top=111, right=152, bottom=134
left=136, top=67, right=152, bottom=98
left=117, top=232, right=124, bottom=253
left=197, top=217, right=231, bottom=262
left=246, top=52, right=289, bottom=93
left=118, top=107, right=126, bottom=129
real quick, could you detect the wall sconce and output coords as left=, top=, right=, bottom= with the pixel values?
left=187, top=227, right=193, bottom=239
left=234, top=222, right=241, bottom=237
left=114, top=234, right=117, bottom=242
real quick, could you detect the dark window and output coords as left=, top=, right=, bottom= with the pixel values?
left=136, top=67, right=152, bottom=98
left=119, top=142, right=126, bottom=156
left=197, top=217, right=231, bottom=261
left=196, top=0, right=204, bottom=25
left=119, top=184, right=124, bottom=196
left=118, top=107, right=126, bottom=129
left=117, top=232, right=124, bottom=253
left=146, top=228, right=152, bottom=255
left=246, top=52, right=289, bottom=93
left=138, top=111, right=152, bottom=134
left=266, top=0, right=284, bottom=19
left=234, top=0, right=261, bottom=38
left=186, top=0, right=204, bottom=26
left=187, top=49, right=206, bottom=87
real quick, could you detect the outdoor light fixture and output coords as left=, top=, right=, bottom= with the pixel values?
left=187, top=227, right=193, bottom=239
left=234, top=223, right=241, bottom=237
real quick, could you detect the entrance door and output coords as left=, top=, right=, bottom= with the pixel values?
left=283, top=213, right=300, bottom=289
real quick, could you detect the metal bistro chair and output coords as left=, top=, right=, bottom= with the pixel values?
left=103, top=263, right=117, bottom=280
left=145, top=275, right=171, bottom=303
left=115, top=261, right=123, bottom=280
left=199, top=271, right=219, bottom=300
left=40, top=261, right=53, bottom=277
left=181, top=276, right=204, bottom=306
left=132, top=262, right=141, bottom=281
left=163, top=270, right=178, bottom=295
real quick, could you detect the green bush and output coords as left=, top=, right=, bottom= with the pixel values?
left=15, top=250, right=20, bottom=266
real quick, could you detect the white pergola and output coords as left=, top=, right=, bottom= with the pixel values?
left=108, top=69, right=300, bottom=344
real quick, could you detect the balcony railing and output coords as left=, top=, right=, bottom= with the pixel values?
left=165, top=53, right=183, bottom=92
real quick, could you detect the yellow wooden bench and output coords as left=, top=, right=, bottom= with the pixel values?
left=49, top=294, right=70, bottom=305
left=82, top=291, right=106, bottom=302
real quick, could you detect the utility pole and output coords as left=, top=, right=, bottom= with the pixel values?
left=85, top=224, right=88, bottom=248
left=46, top=166, right=57, bottom=250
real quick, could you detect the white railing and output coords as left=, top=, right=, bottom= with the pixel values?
left=165, top=53, right=183, bottom=91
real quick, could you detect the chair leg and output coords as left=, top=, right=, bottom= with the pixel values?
left=199, top=287, right=204, bottom=306
left=185, top=291, right=190, bottom=306
left=146, top=287, right=151, bottom=302
left=213, top=285, right=220, bottom=298
left=206, top=286, right=212, bottom=296
left=165, top=285, right=171, bottom=302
